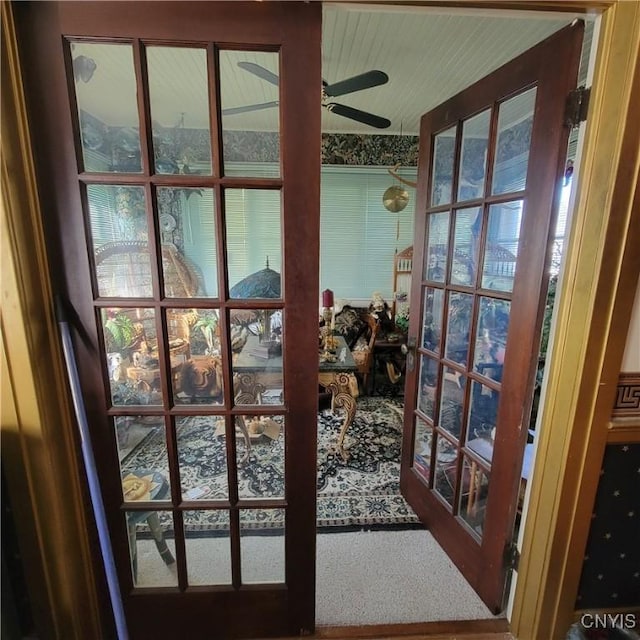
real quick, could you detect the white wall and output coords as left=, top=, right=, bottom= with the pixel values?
left=621, top=277, right=640, bottom=372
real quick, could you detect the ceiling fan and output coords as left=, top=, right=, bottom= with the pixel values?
left=222, top=62, right=391, bottom=129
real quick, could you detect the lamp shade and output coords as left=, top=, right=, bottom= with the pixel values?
left=229, top=267, right=281, bottom=299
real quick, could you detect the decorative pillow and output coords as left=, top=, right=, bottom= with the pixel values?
left=333, top=306, right=366, bottom=348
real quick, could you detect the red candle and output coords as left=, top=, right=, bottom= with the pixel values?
left=322, top=289, right=334, bottom=308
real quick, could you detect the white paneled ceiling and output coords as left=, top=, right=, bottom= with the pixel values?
left=73, top=4, right=592, bottom=137
left=321, top=4, right=585, bottom=135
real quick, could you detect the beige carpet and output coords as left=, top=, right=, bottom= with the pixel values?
left=136, top=528, right=494, bottom=625
left=315, top=529, right=494, bottom=625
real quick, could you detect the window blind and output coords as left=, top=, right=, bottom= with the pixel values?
left=320, top=166, right=415, bottom=302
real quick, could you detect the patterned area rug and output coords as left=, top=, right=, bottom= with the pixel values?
left=121, top=396, right=420, bottom=532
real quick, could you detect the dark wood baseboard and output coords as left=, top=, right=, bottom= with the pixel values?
left=313, top=617, right=510, bottom=638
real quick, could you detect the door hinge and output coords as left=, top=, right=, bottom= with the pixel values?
left=504, top=541, right=520, bottom=572
left=564, top=86, right=591, bottom=129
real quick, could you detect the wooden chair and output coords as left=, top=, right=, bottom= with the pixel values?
left=352, top=314, right=380, bottom=395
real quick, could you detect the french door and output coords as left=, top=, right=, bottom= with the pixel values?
left=401, top=22, right=584, bottom=613
left=16, top=2, right=321, bottom=637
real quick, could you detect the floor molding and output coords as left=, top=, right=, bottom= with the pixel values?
left=314, top=618, right=510, bottom=638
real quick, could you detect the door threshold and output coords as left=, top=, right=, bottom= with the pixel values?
left=313, top=618, right=510, bottom=639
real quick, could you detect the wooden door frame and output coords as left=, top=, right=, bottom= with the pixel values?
left=510, top=2, right=640, bottom=638
left=2, top=1, right=638, bottom=638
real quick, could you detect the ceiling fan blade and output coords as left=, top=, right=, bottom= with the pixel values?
left=222, top=101, right=279, bottom=116
left=237, top=61, right=279, bottom=87
left=326, top=103, right=391, bottom=129
left=324, top=70, right=388, bottom=98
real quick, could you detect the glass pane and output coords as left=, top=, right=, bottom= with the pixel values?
left=71, top=42, right=141, bottom=173
left=220, top=51, right=280, bottom=178
left=184, top=506, right=231, bottom=533
left=184, top=510, right=231, bottom=585
left=467, top=380, right=500, bottom=446
left=101, top=307, right=163, bottom=406
left=457, top=109, right=490, bottom=202
left=433, top=435, right=457, bottom=508
left=451, top=207, right=482, bottom=286
left=417, top=355, right=438, bottom=420
left=458, top=456, right=490, bottom=538
left=412, top=417, right=433, bottom=485
left=89, top=185, right=152, bottom=298
left=473, top=297, right=510, bottom=373
left=147, top=47, right=212, bottom=175
left=126, top=510, right=176, bottom=587
left=424, top=212, right=449, bottom=282
left=430, top=126, right=456, bottom=206
left=236, top=415, right=284, bottom=500
left=231, top=308, right=284, bottom=405
left=421, top=287, right=444, bottom=352
left=438, top=367, right=466, bottom=441
left=117, top=416, right=168, bottom=490
left=240, top=508, right=285, bottom=583
left=482, top=201, right=522, bottom=292
left=157, top=188, right=218, bottom=297
left=445, top=292, right=473, bottom=366
left=171, top=309, right=223, bottom=406
left=492, top=88, right=537, bottom=195
left=466, top=432, right=495, bottom=464
left=226, top=189, right=282, bottom=297
left=177, top=416, right=228, bottom=500
left=121, top=468, right=171, bottom=504
left=175, top=308, right=219, bottom=357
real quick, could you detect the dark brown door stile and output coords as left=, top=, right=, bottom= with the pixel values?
left=401, top=21, right=584, bottom=613
left=15, top=2, right=321, bottom=638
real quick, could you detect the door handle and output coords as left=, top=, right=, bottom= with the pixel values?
left=401, top=336, right=417, bottom=372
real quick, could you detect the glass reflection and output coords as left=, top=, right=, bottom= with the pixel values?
left=122, top=470, right=170, bottom=503
left=438, top=366, right=466, bottom=441
left=177, top=416, right=228, bottom=500
left=240, top=508, right=285, bottom=583
left=231, top=308, right=284, bottom=406
left=126, top=509, right=176, bottom=587
left=413, top=418, right=433, bottom=485
left=473, top=297, right=510, bottom=374
left=417, top=355, right=438, bottom=420
left=184, top=510, right=232, bottom=585
left=430, top=126, right=456, bottom=206
left=220, top=51, right=280, bottom=178
left=458, top=456, right=490, bottom=538
left=451, top=207, right=482, bottom=286
left=492, top=88, right=537, bottom=195
left=445, top=292, right=473, bottom=365
left=433, top=435, right=457, bottom=508
left=467, top=380, right=500, bottom=444
left=88, top=185, right=152, bottom=298
left=226, top=190, right=282, bottom=298
left=147, top=47, right=212, bottom=175
left=116, top=417, right=169, bottom=499
left=71, top=42, right=142, bottom=173
left=481, top=201, right=522, bottom=292
left=157, top=187, right=217, bottom=297
left=424, top=212, right=449, bottom=282
left=170, top=309, right=223, bottom=406
left=101, top=307, right=162, bottom=406
left=236, top=415, right=285, bottom=500
left=422, top=288, right=444, bottom=352
left=457, top=110, right=490, bottom=202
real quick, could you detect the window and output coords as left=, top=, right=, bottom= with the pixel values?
left=320, top=165, right=415, bottom=302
